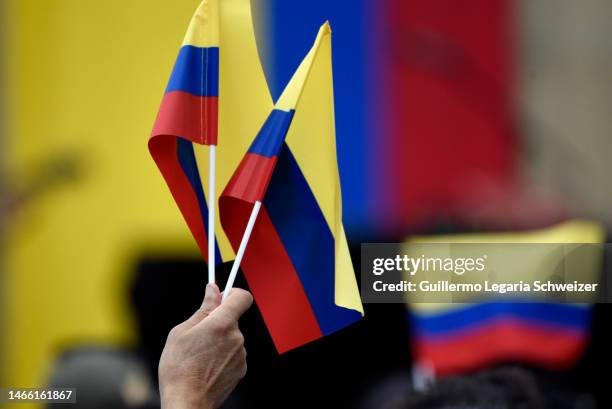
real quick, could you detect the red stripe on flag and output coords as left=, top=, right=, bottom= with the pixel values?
left=153, top=91, right=218, bottom=145
left=148, top=135, right=210, bottom=258
left=414, top=318, right=588, bottom=376
left=219, top=196, right=323, bottom=352
left=222, top=153, right=277, bottom=203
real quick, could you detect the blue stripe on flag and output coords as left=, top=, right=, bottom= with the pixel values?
left=263, top=144, right=361, bottom=334
left=248, top=110, right=295, bottom=158
left=166, top=46, right=219, bottom=97
left=412, top=303, right=592, bottom=338
left=257, top=0, right=369, bottom=235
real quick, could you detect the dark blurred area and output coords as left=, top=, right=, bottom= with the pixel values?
left=3, top=0, right=612, bottom=408
left=130, top=253, right=411, bottom=409
left=126, top=247, right=611, bottom=409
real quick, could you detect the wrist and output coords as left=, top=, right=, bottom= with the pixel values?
left=160, top=384, right=213, bottom=409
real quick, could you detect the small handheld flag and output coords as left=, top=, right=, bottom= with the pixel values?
left=149, top=0, right=274, bottom=282
left=219, top=22, right=364, bottom=352
left=149, top=0, right=220, bottom=283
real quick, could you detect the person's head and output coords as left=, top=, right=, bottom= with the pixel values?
left=385, top=366, right=594, bottom=409
left=46, top=346, right=158, bottom=409
left=396, top=367, right=543, bottom=409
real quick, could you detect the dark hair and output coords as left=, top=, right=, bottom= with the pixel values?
left=389, top=367, right=547, bottom=409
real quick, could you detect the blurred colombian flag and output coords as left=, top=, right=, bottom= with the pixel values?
left=407, top=220, right=604, bottom=376
left=150, top=0, right=363, bottom=353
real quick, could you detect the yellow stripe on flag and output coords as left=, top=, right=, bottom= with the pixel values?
left=182, top=0, right=220, bottom=47
left=407, top=220, right=605, bottom=313
left=285, top=22, right=363, bottom=314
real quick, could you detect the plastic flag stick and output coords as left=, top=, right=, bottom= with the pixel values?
left=208, top=145, right=216, bottom=284
left=222, top=201, right=262, bottom=301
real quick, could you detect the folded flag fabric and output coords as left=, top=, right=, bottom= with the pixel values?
left=407, top=220, right=604, bottom=376
left=149, top=0, right=273, bottom=264
left=219, top=22, right=364, bottom=353
left=149, top=0, right=220, bottom=264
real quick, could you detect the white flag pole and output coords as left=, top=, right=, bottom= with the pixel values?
left=222, top=200, right=262, bottom=301
left=208, top=145, right=216, bottom=284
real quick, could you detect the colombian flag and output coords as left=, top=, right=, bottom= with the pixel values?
left=408, top=220, right=603, bottom=375
left=220, top=23, right=364, bottom=353
left=149, top=0, right=273, bottom=265
left=149, top=0, right=220, bottom=263
left=412, top=303, right=592, bottom=376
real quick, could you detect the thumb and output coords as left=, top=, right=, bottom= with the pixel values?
left=216, top=288, right=253, bottom=322
left=184, top=283, right=221, bottom=329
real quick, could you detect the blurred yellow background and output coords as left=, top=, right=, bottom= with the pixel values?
left=2, top=0, right=208, bottom=398
left=3, top=0, right=612, bottom=406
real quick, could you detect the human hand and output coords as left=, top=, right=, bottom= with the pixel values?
left=158, top=284, right=253, bottom=409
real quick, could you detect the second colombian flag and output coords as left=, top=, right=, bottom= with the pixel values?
left=220, top=22, right=363, bottom=353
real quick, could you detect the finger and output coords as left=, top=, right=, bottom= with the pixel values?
left=200, top=283, right=222, bottom=314
left=216, top=288, right=253, bottom=322
left=183, top=283, right=221, bottom=329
